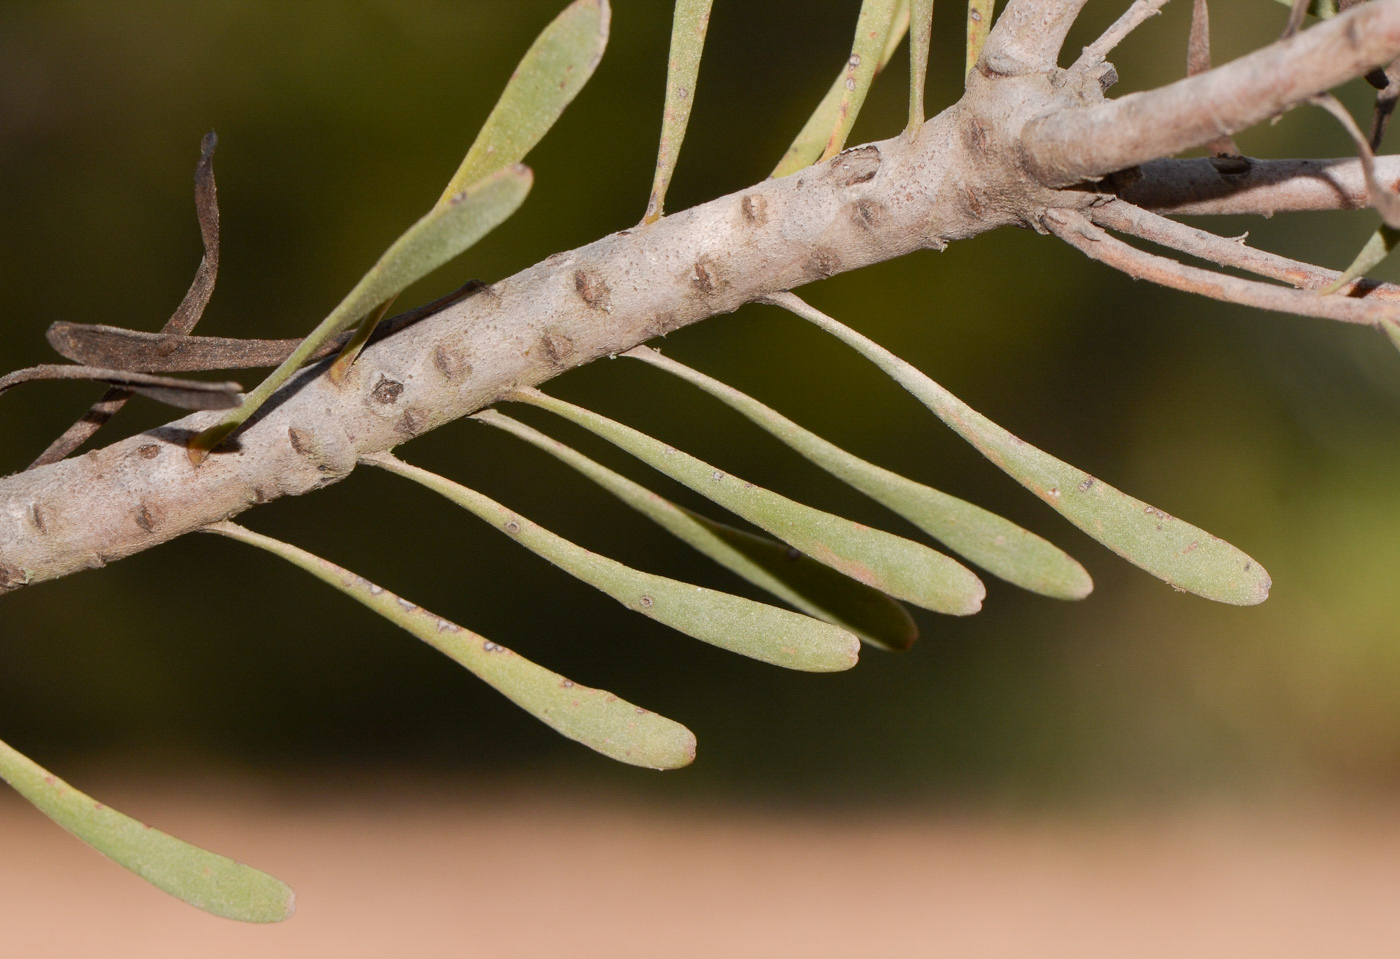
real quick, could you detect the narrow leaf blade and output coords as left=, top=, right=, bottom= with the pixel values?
left=626, top=347, right=1092, bottom=600
left=770, top=293, right=1270, bottom=606
left=908, top=0, right=934, bottom=132
left=509, top=389, right=987, bottom=616
left=0, top=738, right=294, bottom=922
left=820, top=0, right=903, bottom=163
left=190, top=165, right=531, bottom=459
left=643, top=0, right=714, bottom=223
left=1321, top=222, right=1400, bottom=294
left=966, top=0, right=994, bottom=77
left=475, top=409, right=917, bottom=651
left=442, top=0, right=610, bottom=198
left=364, top=454, right=861, bottom=671
left=773, top=2, right=909, bottom=178
left=207, top=523, right=696, bottom=769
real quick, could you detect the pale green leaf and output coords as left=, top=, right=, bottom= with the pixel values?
left=1321, top=223, right=1400, bottom=294
left=908, top=0, right=934, bottom=132
left=207, top=522, right=696, bottom=769
left=0, top=737, right=294, bottom=922
left=625, top=347, right=1092, bottom=600
left=442, top=0, right=610, bottom=200
left=643, top=0, right=715, bottom=223
left=189, top=165, right=531, bottom=460
left=773, top=1, right=909, bottom=178
left=509, top=388, right=987, bottom=616
left=769, top=292, right=1271, bottom=606
left=475, top=409, right=918, bottom=651
left=1384, top=317, right=1400, bottom=352
left=966, top=0, right=994, bottom=77
left=363, top=454, right=861, bottom=672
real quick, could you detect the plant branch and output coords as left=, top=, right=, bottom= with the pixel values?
left=1070, top=0, right=1172, bottom=72
left=1087, top=197, right=1400, bottom=299
left=1120, top=155, right=1400, bottom=214
left=1023, top=0, right=1400, bottom=187
left=1044, top=207, right=1400, bottom=327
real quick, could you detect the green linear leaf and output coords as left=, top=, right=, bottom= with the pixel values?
left=643, top=0, right=714, bottom=224
left=772, top=1, right=909, bottom=178
left=207, top=522, right=696, bottom=769
left=908, top=0, right=934, bottom=132
left=363, top=453, right=861, bottom=672
left=769, top=292, right=1271, bottom=606
left=818, top=0, right=904, bottom=164
left=0, top=737, right=294, bottom=922
left=189, top=165, right=531, bottom=461
left=509, top=387, right=986, bottom=616
left=474, top=409, right=917, bottom=651
left=625, top=347, right=1092, bottom=600
left=1384, top=317, right=1400, bottom=353
left=442, top=0, right=610, bottom=200
left=966, top=0, right=994, bottom=77
left=1321, top=222, right=1400, bottom=294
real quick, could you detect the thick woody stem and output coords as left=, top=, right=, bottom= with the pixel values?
left=1045, top=208, right=1400, bottom=326
left=1023, top=0, right=1400, bottom=187
left=1121, top=155, right=1400, bottom=215
left=980, top=0, right=1090, bottom=72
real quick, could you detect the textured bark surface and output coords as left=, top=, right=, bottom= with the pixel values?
left=3, top=0, right=1399, bottom=596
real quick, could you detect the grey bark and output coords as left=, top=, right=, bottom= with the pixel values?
left=3, top=0, right=1399, bottom=595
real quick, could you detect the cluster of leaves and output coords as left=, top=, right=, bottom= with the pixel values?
left=8, top=0, right=1395, bottom=922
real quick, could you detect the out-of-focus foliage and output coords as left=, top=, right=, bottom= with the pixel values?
left=0, top=0, right=1398, bottom=806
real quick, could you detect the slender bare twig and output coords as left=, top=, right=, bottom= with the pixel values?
left=1310, top=93, right=1400, bottom=226
left=1369, top=61, right=1400, bottom=148
left=1121, top=155, right=1400, bottom=215
left=30, top=133, right=222, bottom=468
left=1282, top=0, right=1310, bottom=40
left=1024, top=0, right=1400, bottom=187
left=1071, top=0, right=1171, bottom=71
left=1087, top=198, right=1400, bottom=300
left=0, top=365, right=242, bottom=411
left=1044, top=208, right=1400, bottom=327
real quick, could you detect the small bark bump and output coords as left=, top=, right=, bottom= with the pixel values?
left=137, top=444, right=161, bottom=460
left=370, top=377, right=405, bottom=405
left=573, top=269, right=612, bottom=312
left=135, top=504, right=157, bottom=532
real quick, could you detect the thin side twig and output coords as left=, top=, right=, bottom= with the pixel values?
left=1309, top=93, right=1400, bottom=226
left=1087, top=198, right=1400, bottom=301
left=1044, top=208, right=1400, bottom=328
left=1024, top=0, right=1400, bottom=187
left=30, top=132, right=222, bottom=468
left=1071, top=0, right=1171, bottom=71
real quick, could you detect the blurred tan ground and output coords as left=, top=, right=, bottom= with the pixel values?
left=1, top=780, right=1397, bottom=958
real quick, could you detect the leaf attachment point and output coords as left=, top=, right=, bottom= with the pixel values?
left=0, top=737, right=294, bottom=922
left=644, top=0, right=714, bottom=224
left=187, top=165, right=532, bottom=463
left=773, top=0, right=909, bottom=178
left=765, top=292, right=1271, bottom=606
left=207, top=522, right=696, bottom=769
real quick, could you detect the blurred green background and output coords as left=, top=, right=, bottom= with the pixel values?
left=0, top=0, right=1397, bottom=806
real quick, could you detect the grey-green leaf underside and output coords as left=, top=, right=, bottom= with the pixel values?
left=767, top=292, right=1270, bottom=606
left=625, top=346, right=1092, bottom=600
left=363, top=453, right=861, bottom=672
left=207, top=522, right=695, bottom=769
left=508, top=387, right=987, bottom=616
left=474, top=409, right=918, bottom=651
left=0, top=737, right=294, bottom=922
left=442, top=0, right=611, bottom=199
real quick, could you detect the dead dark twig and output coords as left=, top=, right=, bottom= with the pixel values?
left=30, top=132, right=222, bottom=468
